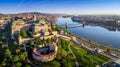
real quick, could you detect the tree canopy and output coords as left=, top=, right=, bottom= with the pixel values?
left=50, top=61, right=61, bottom=67
left=13, top=55, right=20, bottom=62
left=5, top=49, right=11, bottom=57
left=20, top=29, right=27, bottom=38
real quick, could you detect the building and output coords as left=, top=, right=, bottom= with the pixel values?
left=11, top=16, right=51, bottom=39
left=11, top=19, right=26, bottom=39
left=94, top=48, right=103, bottom=53
left=32, top=42, right=58, bottom=62
left=104, top=59, right=120, bottom=67
left=0, top=18, right=8, bottom=29
left=33, top=15, right=37, bottom=21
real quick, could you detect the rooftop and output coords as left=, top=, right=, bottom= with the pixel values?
left=12, top=19, right=25, bottom=25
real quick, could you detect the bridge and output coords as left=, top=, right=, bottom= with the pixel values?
left=59, top=23, right=85, bottom=28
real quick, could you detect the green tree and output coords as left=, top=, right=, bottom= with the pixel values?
left=67, top=55, right=74, bottom=60
left=5, top=49, right=11, bottom=57
left=61, top=49, right=67, bottom=58
left=20, top=29, right=27, bottom=38
left=51, top=61, right=61, bottom=67
left=1, top=35, right=5, bottom=40
left=13, top=55, right=20, bottom=62
left=0, top=41, right=3, bottom=45
left=107, top=47, right=111, bottom=53
left=88, top=40, right=93, bottom=44
left=1, top=61, right=6, bottom=66
left=46, top=38, right=51, bottom=43
left=16, top=62, right=22, bottom=67
left=2, top=44, right=7, bottom=49
left=56, top=53, right=62, bottom=60
left=61, top=39, right=66, bottom=49
left=32, top=32, right=37, bottom=35
left=25, top=64, right=31, bottom=67
left=64, top=62, right=72, bottom=67
left=29, top=40, right=34, bottom=46
left=20, top=52, right=27, bottom=61
left=1, top=35, right=6, bottom=42
left=15, top=48, right=21, bottom=54
left=43, top=41, right=47, bottom=46
left=36, top=37, right=41, bottom=43
left=56, top=49, right=62, bottom=60
left=51, top=37, right=54, bottom=42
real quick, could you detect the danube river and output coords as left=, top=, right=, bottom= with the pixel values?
left=57, top=18, right=120, bottom=49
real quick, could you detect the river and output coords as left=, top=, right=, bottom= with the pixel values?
left=57, top=18, right=120, bottom=49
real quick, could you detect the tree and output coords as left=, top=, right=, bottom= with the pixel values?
left=29, top=40, right=34, bottom=46
left=88, top=40, right=93, bottom=44
left=46, top=38, right=51, bottom=43
left=13, top=55, right=20, bottom=62
left=1, top=35, right=6, bottom=42
left=107, top=47, right=111, bottom=53
left=64, top=61, right=72, bottom=67
left=15, top=49, right=21, bottom=54
left=51, top=37, right=54, bottom=42
left=5, top=49, right=11, bottom=57
left=2, top=61, right=6, bottom=66
left=44, top=41, right=47, bottom=46
left=32, top=32, right=37, bottom=35
left=20, top=52, right=27, bottom=61
left=36, top=37, right=41, bottom=43
left=61, top=39, right=66, bottom=49
left=0, top=41, right=3, bottom=45
left=27, top=31, right=33, bottom=38
left=2, top=44, right=7, bottom=49
left=67, top=55, right=74, bottom=60
left=61, top=49, right=67, bottom=58
left=56, top=53, right=62, bottom=60
left=16, top=62, right=22, bottom=67
left=25, top=64, right=31, bottom=67
left=51, top=61, right=61, bottom=67
left=20, top=29, right=27, bottom=38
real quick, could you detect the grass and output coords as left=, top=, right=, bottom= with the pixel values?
left=57, top=25, right=120, bottom=53
left=70, top=43, right=109, bottom=67
left=27, top=38, right=76, bottom=67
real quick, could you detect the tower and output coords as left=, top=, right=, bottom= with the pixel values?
left=33, top=15, right=37, bottom=21
left=65, top=23, right=68, bottom=30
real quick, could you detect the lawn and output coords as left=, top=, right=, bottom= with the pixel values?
left=70, top=42, right=109, bottom=67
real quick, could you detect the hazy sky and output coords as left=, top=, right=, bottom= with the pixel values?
left=0, top=0, right=120, bottom=15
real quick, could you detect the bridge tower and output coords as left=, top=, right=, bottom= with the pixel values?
left=82, top=21, right=85, bottom=28
left=65, top=23, right=68, bottom=30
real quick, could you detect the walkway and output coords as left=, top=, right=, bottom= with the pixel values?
left=68, top=44, right=79, bottom=67
left=23, top=44, right=39, bottom=67
left=71, top=36, right=116, bottom=60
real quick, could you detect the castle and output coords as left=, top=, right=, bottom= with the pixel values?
left=32, top=42, right=58, bottom=62
left=11, top=15, right=51, bottom=43
left=11, top=14, right=59, bottom=62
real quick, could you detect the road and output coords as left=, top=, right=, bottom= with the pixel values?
left=5, top=22, right=16, bottom=67
left=71, top=36, right=117, bottom=60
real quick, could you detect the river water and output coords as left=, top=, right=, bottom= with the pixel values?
left=57, top=18, right=120, bottom=49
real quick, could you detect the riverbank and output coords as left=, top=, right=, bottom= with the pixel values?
left=57, top=18, right=120, bottom=49
left=56, top=24, right=120, bottom=60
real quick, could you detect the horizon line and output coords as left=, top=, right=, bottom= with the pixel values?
left=1, top=11, right=120, bottom=16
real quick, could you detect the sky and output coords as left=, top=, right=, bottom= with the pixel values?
left=0, top=0, right=120, bottom=15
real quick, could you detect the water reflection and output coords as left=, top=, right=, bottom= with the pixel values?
left=57, top=18, right=120, bottom=48
left=73, top=20, right=120, bottom=32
